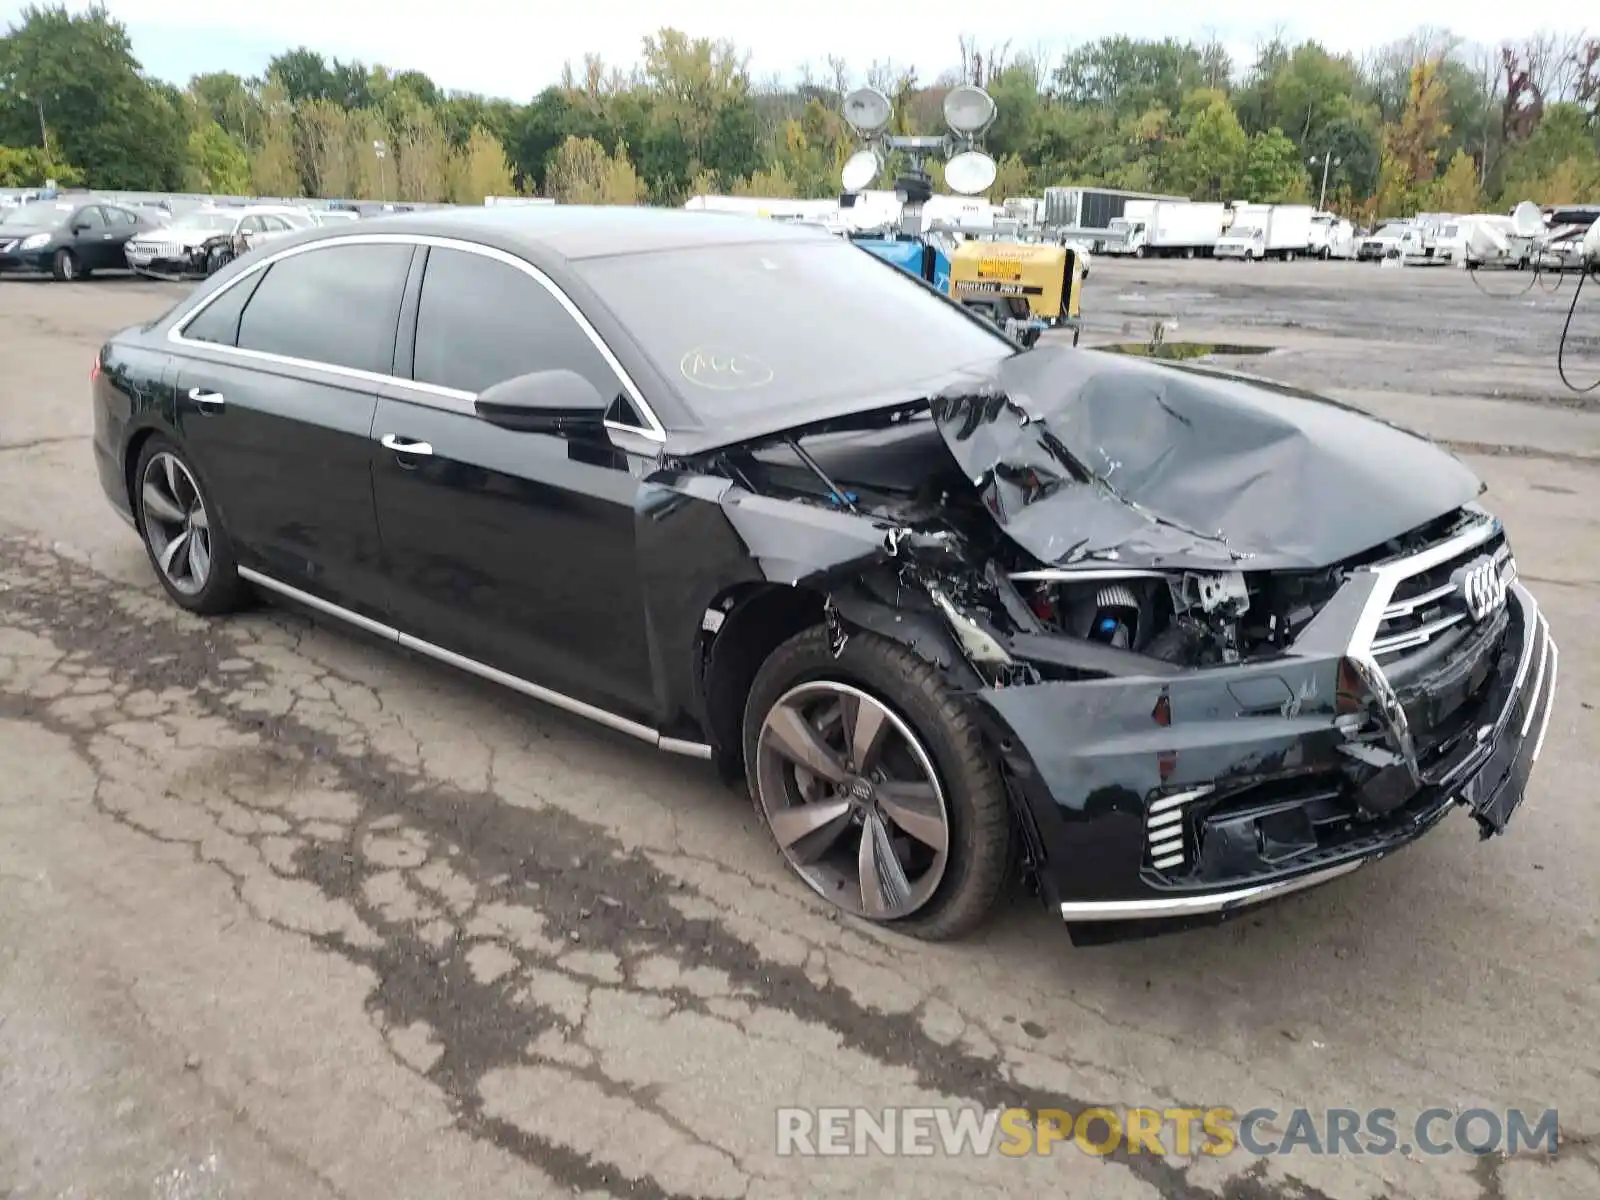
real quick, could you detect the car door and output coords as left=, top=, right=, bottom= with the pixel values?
left=101, top=205, right=141, bottom=267
left=70, top=205, right=116, bottom=270
left=170, top=239, right=416, bottom=624
left=371, top=242, right=659, bottom=722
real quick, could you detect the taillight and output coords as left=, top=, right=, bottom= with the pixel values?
left=89, top=351, right=101, bottom=382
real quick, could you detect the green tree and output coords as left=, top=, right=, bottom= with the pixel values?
left=1241, top=127, right=1310, bottom=201
left=185, top=121, right=250, bottom=193
left=0, top=3, right=186, bottom=188
left=1168, top=88, right=1248, bottom=198
left=0, top=142, right=80, bottom=185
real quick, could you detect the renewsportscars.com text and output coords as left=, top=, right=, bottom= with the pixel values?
left=775, top=1106, right=1560, bottom=1158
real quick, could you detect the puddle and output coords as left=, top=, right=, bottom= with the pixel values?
left=1100, top=341, right=1276, bottom=360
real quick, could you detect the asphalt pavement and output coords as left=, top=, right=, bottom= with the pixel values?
left=1, top=258, right=1597, bottom=1199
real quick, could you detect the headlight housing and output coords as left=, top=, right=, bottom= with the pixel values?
left=19, top=233, right=51, bottom=250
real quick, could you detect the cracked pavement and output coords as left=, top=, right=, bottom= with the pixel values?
left=1, top=265, right=1597, bottom=1199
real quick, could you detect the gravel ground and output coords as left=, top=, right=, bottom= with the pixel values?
left=0, top=259, right=1597, bottom=1200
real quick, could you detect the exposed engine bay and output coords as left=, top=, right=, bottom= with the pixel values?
left=691, top=345, right=1487, bottom=681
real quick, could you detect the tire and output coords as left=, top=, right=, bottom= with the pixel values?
left=132, top=436, right=248, bottom=615
left=51, top=248, right=78, bottom=281
left=743, top=626, right=1013, bottom=940
left=1284, top=250, right=1297, bottom=263
left=205, top=248, right=233, bottom=276
left=1133, top=245, right=1145, bottom=259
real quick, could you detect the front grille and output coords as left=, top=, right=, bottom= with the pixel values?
left=1369, top=526, right=1512, bottom=667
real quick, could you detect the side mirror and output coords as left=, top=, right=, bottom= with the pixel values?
left=71, top=222, right=88, bottom=234
left=474, top=369, right=610, bottom=437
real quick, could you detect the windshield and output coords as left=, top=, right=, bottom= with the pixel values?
left=170, top=211, right=238, bottom=233
left=1229, top=226, right=1260, bottom=238
left=1375, top=224, right=1408, bottom=238
left=573, top=238, right=1014, bottom=424
left=0, top=201, right=74, bottom=227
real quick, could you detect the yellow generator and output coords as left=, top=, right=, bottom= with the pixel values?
left=947, top=241, right=1083, bottom=345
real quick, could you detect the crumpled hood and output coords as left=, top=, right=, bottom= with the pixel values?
left=929, top=345, right=1481, bottom=571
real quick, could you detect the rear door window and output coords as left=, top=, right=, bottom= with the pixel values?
left=234, top=243, right=414, bottom=374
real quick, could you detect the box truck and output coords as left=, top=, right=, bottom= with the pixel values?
left=1216, top=204, right=1315, bottom=260
left=1102, top=200, right=1228, bottom=257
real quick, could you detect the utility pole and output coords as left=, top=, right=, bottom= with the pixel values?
left=1309, top=153, right=1342, bottom=212
left=373, top=140, right=388, bottom=204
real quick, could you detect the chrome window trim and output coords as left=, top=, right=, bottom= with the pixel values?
left=166, top=231, right=667, bottom=444
left=237, top=566, right=711, bottom=759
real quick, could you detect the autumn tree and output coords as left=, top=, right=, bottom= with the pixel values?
left=250, top=76, right=301, bottom=196
left=448, top=125, right=516, bottom=203
left=1426, top=148, right=1481, bottom=212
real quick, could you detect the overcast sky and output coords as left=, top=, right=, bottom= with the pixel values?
left=5, top=1, right=1590, bottom=99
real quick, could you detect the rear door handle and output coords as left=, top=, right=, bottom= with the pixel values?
left=187, top=387, right=225, bottom=410
left=380, top=434, right=434, bottom=457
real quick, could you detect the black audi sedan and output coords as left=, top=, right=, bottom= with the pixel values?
left=0, top=197, right=158, bottom=279
left=90, top=207, right=1558, bottom=943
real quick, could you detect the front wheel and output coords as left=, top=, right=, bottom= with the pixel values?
left=743, top=627, right=1014, bottom=940
left=205, top=247, right=233, bottom=276
left=51, top=248, right=79, bottom=281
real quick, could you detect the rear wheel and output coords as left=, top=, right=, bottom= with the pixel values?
left=133, top=437, right=247, bottom=615
left=743, top=627, right=1013, bottom=940
left=51, top=248, right=78, bottom=281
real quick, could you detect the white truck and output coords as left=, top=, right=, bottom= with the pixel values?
left=1102, top=201, right=1228, bottom=258
left=1308, top=212, right=1356, bottom=259
left=1216, top=203, right=1315, bottom=261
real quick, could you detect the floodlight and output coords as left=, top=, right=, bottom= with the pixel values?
left=841, top=148, right=882, bottom=194
left=1581, top=219, right=1600, bottom=267
left=842, top=87, right=892, bottom=136
left=944, top=150, right=998, bottom=196
left=943, top=84, right=996, bottom=135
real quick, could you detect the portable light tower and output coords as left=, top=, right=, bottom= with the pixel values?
left=839, top=83, right=999, bottom=236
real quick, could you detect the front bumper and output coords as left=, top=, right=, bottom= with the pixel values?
left=980, top=556, right=1556, bottom=931
left=127, top=253, right=202, bottom=279
left=0, top=244, right=52, bottom=274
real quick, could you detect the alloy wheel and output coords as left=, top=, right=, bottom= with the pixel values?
left=754, top=681, right=951, bottom=921
left=140, top=452, right=213, bottom=595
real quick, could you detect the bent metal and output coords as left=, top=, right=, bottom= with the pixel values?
left=89, top=207, right=1559, bottom=946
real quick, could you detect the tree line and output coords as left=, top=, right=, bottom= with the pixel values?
left=2, top=5, right=1598, bottom=216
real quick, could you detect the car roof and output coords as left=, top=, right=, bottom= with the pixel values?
left=342, top=204, right=835, bottom=263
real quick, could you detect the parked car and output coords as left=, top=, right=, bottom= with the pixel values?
left=124, top=205, right=312, bottom=279
left=90, top=208, right=1557, bottom=943
left=0, top=198, right=160, bottom=280
left=309, top=210, right=360, bottom=225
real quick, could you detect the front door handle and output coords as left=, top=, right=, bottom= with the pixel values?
left=380, top=434, right=434, bottom=457
left=187, top=387, right=225, bottom=410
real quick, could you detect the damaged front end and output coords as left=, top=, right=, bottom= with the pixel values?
left=665, top=347, right=1558, bottom=939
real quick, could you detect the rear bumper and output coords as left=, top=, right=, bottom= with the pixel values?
left=980, top=576, right=1556, bottom=931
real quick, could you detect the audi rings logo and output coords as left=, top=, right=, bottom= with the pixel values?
left=1454, top=556, right=1509, bottom=623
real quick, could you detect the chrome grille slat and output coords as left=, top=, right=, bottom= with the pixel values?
left=1143, top=786, right=1212, bottom=874
left=1365, top=516, right=1513, bottom=664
